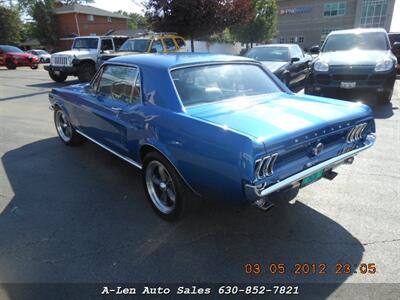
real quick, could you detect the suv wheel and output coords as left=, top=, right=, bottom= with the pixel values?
left=49, top=70, right=67, bottom=82
left=142, top=152, right=191, bottom=221
left=78, top=62, right=95, bottom=82
left=378, top=90, right=392, bottom=105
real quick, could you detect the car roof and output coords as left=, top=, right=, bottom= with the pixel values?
left=328, top=28, right=387, bottom=35
left=254, top=44, right=296, bottom=48
left=108, top=52, right=256, bottom=69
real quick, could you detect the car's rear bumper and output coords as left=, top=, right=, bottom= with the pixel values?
left=244, top=134, right=375, bottom=201
left=44, top=64, right=77, bottom=75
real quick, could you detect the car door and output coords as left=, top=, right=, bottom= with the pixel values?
left=289, top=45, right=308, bottom=86
left=76, top=64, right=142, bottom=156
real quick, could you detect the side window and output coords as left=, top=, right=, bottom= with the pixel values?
left=291, top=46, right=303, bottom=59
left=150, top=40, right=164, bottom=53
left=175, top=38, right=186, bottom=51
left=163, top=38, right=176, bottom=51
left=101, top=39, right=113, bottom=51
left=97, top=65, right=140, bottom=105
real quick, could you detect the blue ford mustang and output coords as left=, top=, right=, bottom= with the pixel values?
left=49, top=53, right=376, bottom=220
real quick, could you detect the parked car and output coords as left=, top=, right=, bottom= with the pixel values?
left=49, top=53, right=375, bottom=220
left=98, top=32, right=186, bottom=67
left=388, top=32, right=400, bottom=73
left=244, top=44, right=311, bottom=91
left=44, top=35, right=128, bottom=83
left=306, top=28, right=399, bottom=104
left=26, top=49, right=51, bottom=63
left=0, top=45, right=40, bottom=69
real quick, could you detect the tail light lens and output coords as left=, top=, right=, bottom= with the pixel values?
left=255, top=153, right=278, bottom=179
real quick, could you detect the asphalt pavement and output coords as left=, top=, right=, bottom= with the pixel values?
left=0, top=66, right=399, bottom=299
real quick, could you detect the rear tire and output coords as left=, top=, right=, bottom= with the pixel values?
left=142, top=152, right=191, bottom=221
left=6, top=59, right=16, bottom=70
left=49, top=70, right=67, bottom=82
left=77, top=62, right=95, bottom=82
left=54, top=108, right=85, bottom=146
left=31, top=64, right=38, bottom=70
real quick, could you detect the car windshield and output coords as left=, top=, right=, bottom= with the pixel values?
left=1, top=46, right=23, bottom=53
left=171, top=64, right=281, bottom=107
left=119, top=39, right=150, bottom=52
left=245, top=47, right=289, bottom=62
left=35, top=50, right=49, bottom=55
left=322, top=32, right=389, bottom=52
left=72, top=38, right=99, bottom=49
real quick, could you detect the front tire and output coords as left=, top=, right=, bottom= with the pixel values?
left=77, top=62, right=95, bottom=82
left=54, top=108, right=85, bottom=146
left=377, top=91, right=392, bottom=105
left=142, top=152, right=190, bottom=221
left=31, top=64, right=38, bottom=69
left=49, top=70, right=67, bottom=82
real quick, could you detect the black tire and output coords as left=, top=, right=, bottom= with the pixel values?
left=31, top=64, right=38, bottom=70
left=378, top=91, right=392, bottom=105
left=142, top=152, right=191, bottom=221
left=49, top=70, right=67, bottom=82
left=6, top=59, right=16, bottom=70
left=54, top=107, right=85, bottom=146
left=77, top=62, right=96, bottom=82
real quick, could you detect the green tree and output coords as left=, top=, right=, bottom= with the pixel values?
left=0, top=5, right=22, bottom=44
left=231, top=0, right=277, bottom=48
left=145, top=0, right=254, bottom=52
left=116, top=10, right=148, bottom=30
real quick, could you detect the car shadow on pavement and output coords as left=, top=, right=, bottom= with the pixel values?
left=0, top=138, right=364, bottom=299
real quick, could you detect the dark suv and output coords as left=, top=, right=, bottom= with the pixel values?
left=306, top=28, right=399, bottom=104
left=388, top=32, right=400, bottom=73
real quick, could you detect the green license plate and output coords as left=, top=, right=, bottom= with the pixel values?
left=301, top=170, right=324, bottom=187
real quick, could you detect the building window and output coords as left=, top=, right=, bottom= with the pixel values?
left=289, top=37, right=295, bottom=43
left=279, top=37, right=285, bottom=43
left=321, top=28, right=338, bottom=43
left=324, top=2, right=346, bottom=17
left=107, top=17, right=112, bottom=23
left=359, top=0, right=388, bottom=28
left=87, top=15, right=94, bottom=21
left=298, top=36, right=305, bottom=43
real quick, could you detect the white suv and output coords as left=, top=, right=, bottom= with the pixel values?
left=45, top=36, right=127, bottom=82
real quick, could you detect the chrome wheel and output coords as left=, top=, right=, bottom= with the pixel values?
left=55, top=110, right=72, bottom=142
left=145, top=161, right=177, bottom=214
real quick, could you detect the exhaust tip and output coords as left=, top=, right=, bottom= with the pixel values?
left=253, top=198, right=274, bottom=212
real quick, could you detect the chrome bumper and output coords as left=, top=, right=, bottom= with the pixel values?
left=244, top=134, right=376, bottom=201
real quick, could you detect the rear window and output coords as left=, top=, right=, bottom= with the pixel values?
left=1, top=46, right=23, bottom=53
left=171, top=64, right=280, bottom=107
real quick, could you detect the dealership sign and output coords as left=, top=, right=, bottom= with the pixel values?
left=279, top=6, right=312, bottom=15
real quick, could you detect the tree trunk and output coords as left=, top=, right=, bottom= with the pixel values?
left=190, top=36, right=194, bottom=52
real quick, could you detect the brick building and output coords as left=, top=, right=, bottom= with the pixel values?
left=53, top=3, right=130, bottom=49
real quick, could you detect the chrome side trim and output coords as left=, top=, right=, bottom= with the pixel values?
left=245, top=134, right=375, bottom=201
left=76, top=130, right=143, bottom=170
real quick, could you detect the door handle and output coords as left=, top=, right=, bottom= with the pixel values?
left=111, top=107, right=122, bottom=112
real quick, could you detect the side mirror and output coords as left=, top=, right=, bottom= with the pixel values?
left=392, top=42, right=400, bottom=55
left=150, top=48, right=157, bottom=53
left=291, top=57, right=300, bottom=64
left=310, top=45, right=320, bottom=55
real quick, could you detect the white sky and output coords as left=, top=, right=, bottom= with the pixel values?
left=92, top=0, right=145, bottom=15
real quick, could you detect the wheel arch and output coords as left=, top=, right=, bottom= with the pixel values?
left=139, top=143, right=201, bottom=196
